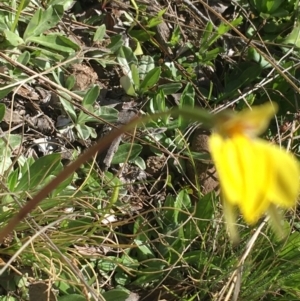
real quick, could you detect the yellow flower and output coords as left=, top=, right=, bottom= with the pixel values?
left=208, top=103, right=299, bottom=241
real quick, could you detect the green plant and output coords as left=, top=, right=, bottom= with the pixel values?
left=0, top=1, right=300, bottom=300
left=59, top=85, right=118, bottom=140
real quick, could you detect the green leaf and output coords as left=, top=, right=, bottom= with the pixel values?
left=134, top=239, right=155, bottom=259
left=1, top=30, right=24, bottom=47
left=132, top=267, right=164, bottom=285
left=59, top=96, right=77, bottom=122
left=52, top=68, right=65, bottom=86
left=178, top=83, right=194, bottom=129
left=65, top=75, right=76, bottom=90
left=163, top=195, right=178, bottom=224
left=0, top=86, right=14, bottom=99
left=283, top=24, right=300, bottom=48
left=17, top=51, right=30, bottom=65
left=50, top=172, right=73, bottom=197
left=147, top=15, right=163, bottom=28
left=0, top=103, right=5, bottom=122
left=173, top=189, right=191, bottom=223
left=202, top=47, right=222, bottom=62
left=158, top=83, right=182, bottom=95
left=111, top=144, right=142, bottom=164
left=164, top=189, right=191, bottom=225
left=0, top=271, right=18, bottom=292
left=133, top=216, right=149, bottom=240
left=132, top=156, right=146, bottom=170
left=23, top=5, right=63, bottom=40
left=55, top=277, right=72, bottom=295
left=240, top=64, right=262, bottom=85
left=97, top=107, right=118, bottom=122
left=31, top=49, right=64, bottom=63
left=169, top=25, right=181, bottom=46
left=183, top=250, right=211, bottom=269
left=15, top=153, right=61, bottom=192
left=114, top=270, right=130, bottom=286
left=129, top=29, right=156, bottom=42
left=76, top=111, right=95, bottom=124
left=75, top=124, right=96, bottom=139
left=131, top=64, right=140, bottom=89
left=1, top=135, right=22, bottom=152
left=248, top=47, right=271, bottom=68
left=200, top=22, right=214, bottom=49
left=7, top=169, right=18, bottom=191
left=139, top=66, right=161, bottom=93
left=82, top=85, right=100, bottom=107
left=102, top=289, right=130, bottom=301
left=133, top=40, right=143, bottom=55
left=147, top=8, right=166, bottom=28
left=150, top=89, right=166, bottom=114
left=26, top=34, right=80, bottom=53
left=117, top=46, right=138, bottom=75
left=97, top=258, right=117, bottom=272
left=108, top=34, right=124, bottom=52
left=58, top=294, right=87, bottom=301
left=252, top=0, right=284, bottom=14
left=94, top=24, right=106, bottom=41
left=120, top=75, right=137, bottom=96
left=217, top=17, right=243, bottom=35
left=138, top=55, right=155, bottom=80
left=195, top=192, right=215, bottom=231
left=180, top=83, right=194, bottom=107
left=79, top=106, right=119, bottom=124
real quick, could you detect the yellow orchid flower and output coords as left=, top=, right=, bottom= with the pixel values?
left=208, top=103, right=299, bottom=242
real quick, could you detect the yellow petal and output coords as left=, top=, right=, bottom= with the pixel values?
left=209, top=133, right=244, bottom=204
left=267, top=145, right=299, bottom=208
left=209, top=134, right=272, bottom=224
left=236, top=137, right=273, bottom=224
left=214, top=102, right=278, bottom=137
